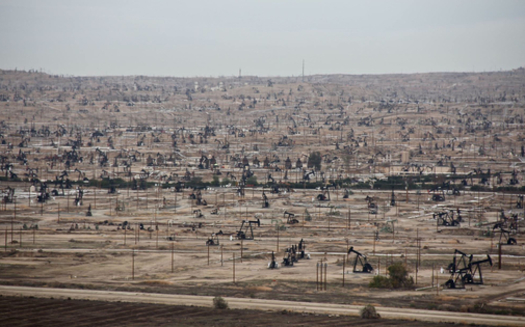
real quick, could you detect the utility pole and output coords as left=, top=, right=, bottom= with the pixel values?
left=132, top=249, right=135, bottom=280
left=12, top=197, right=16, bottom=242
left=324, top=263, right=327, bottom=291
left=498, top=244, right=502, bottom=270
left=342, top=256, right=345, bottom=287
left=233, top=254, right=236, bottom=284
left=319, top=261, right=322, bottom=291
left=316, top=262, right=320, bottom=291
left=277, top=228, right=279, bottom=252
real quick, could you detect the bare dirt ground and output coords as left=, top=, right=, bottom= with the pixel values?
left=0, top=68, right=525, bottom=324
left=0, top=292, right=501, bottom=327
left=1, top=295, right=398, bottom=327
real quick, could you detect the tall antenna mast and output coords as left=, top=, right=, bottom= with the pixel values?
left=239, top=69, right=241, bottom=79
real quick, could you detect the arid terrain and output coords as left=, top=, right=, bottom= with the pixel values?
left=0, top=68, right=525, bottom=325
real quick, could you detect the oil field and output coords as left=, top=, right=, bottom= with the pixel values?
left=0, top=68, right=524, bottom=326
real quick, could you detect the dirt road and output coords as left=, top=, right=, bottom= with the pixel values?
left=1, top=285, right=523, bottom=326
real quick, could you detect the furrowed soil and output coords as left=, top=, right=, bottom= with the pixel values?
left=0, top=295, right=463, bottom=327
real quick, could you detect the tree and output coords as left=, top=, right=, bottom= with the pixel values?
left=308, top=151, right=322, bottom=171
left=211, top=175, right=220, bottom=187
left=369, top=262, right=413, bottom=289
left=387, top=262, right=414, bottom=289
left=246, top=175, right=257, bottom=186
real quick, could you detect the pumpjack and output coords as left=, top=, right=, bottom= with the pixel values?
left=282, top=245, right=297, bottom=267
left=347, top=247, right=374, bottom=273
left=446, top=249, right=471, bottom=274
left=37, top=183, right=51, bottom=203
left=284, top=211, right=299, bottom=224
left=517, top=195, right=524, bottom=209
left=493, top=225, right=517, bottom=245
left=282, top=239, right=310, bottom=266
left=316, top=188, right=330, bottom=201
left=268, top=251, right=279, bottom=269
left=237, top=186, right=245, bottom=197
left=174, top=182, right=184, bottom=192
left=2, top=187, right=15, bottom=204
left=366, top=196, right=378, bottom=214
left=236, top=219, right=260, bottom=240
left=193, top=209, right=204, bottom=218
left=297, top=238, right=310, bottom=259
left=206, top=230, right=223, bottom=246
left=445, top=249, right=492, bottom=288
left=495, top=210, right=519, bottom=231
left=431, top=190, right=446, bottom=202
left=433, top=210, right=461, bottom=226
left=262, top=192, right=269, bottom=208
left=194, top=190, right=207, bottom=205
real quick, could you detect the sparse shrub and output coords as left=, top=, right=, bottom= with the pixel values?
left=246, top=175, right=257, bottom=186
left=426, top=303, right=438, bottom=310
left=213, top=296, right=228, bottom=309
left=211, top=175, right=220, bottom=186
left=305, top=209, right=312, bottom=222
left=369, top=275, right=391, bottom=288
left=275, top=223, right=287, bottom=231
left=360, top=304, right=380, bottom=319
left=369, top=262, right=414, bottom=289
left=472, top=301, right=487, bottom=313
left=387, top=262, right=414, bottom=289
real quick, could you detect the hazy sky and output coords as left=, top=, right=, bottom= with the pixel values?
left=1, top=0, right=524, bottom=77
